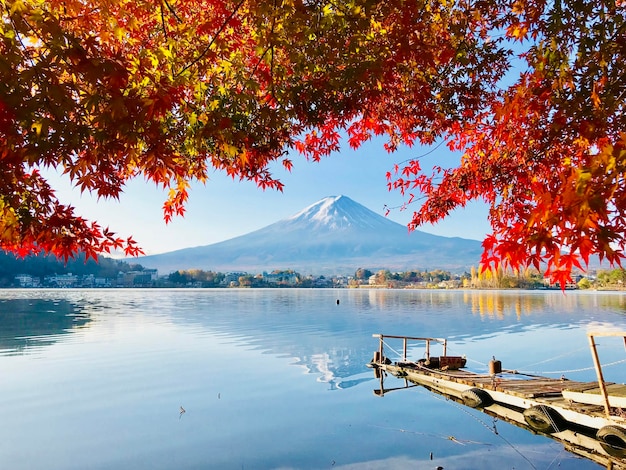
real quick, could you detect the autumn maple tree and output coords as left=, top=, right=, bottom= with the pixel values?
left=1, top=0, right=624, bottom=283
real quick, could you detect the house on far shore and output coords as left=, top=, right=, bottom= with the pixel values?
left=44, top=273, right=79, bottom=288
left=117, top=269, right=159, bottom=287
left=14, top=274, right=41, bottom=288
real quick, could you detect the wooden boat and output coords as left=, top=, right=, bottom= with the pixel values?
left=366, top=332, right=626, bottom=464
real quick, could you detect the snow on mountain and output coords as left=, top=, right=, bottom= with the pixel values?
left=284, top=195, right=398, bottom=231
left=137, top=195, right=483, bottom=274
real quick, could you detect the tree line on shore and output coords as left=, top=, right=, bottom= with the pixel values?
left=0, top=252, right=144, bottom=287
left=2, top=251, right=624, bottom=290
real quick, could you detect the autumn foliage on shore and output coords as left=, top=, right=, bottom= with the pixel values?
left=1, top=0, right=624, bottom=285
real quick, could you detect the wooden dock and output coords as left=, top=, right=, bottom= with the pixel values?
left=373, top=375, right=626, bottom=470
left=367, top=332, right=626, bottom=465
left=563, top=382, right=626, bottom=408
left=385, top=360, right=619, bottom=424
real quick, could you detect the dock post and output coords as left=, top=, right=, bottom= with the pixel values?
left=588, top=333, right=611, bottom=418
left=403, top=337, right=407, bottom=361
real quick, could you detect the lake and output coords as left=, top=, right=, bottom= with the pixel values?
left=1, top=288, right=626, bottom=469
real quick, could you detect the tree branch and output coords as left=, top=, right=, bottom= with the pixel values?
left=160, top=1, right=168, bottom=38
left=176, top=0, right=247, bottom=77
left=163, top=0, right=182, bottom=23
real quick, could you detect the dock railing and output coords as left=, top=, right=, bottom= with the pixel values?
left=588, top=331, right=626, bottom=419
left=372, top=334, right=447, bottom=363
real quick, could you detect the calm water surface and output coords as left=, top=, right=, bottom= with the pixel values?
left=1, top=288, right=626, bottom=469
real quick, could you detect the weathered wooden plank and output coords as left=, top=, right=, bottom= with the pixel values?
left=565, top=382, right=608, bottom=393
left=604, top=384, right=626, bottom=397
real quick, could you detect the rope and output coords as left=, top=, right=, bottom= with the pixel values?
left=449, top=344, right=626, bottom=377
left=538, top=404, right=565, bottom=433
left=381, top=340, right=626, bottom=379
left=464, top=356, right=488, bottom=368
left=544, top=448, right=568, bottom=470
left=381, top=338, right=436, bottom=362
left=517, top=346, right=588, bottom=371
left=516, top=357, right=626, bottom=376
left=420, top=389, right=538, bottom=470
left=380, top=338, right=405, bottom=360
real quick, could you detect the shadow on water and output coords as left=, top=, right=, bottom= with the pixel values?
left=0, top=298, right=91, bottom=355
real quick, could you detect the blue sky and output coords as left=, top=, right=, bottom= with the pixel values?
left=47, top=137, right=492, bottom=256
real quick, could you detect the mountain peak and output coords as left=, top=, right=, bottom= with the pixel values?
left=285, top=195, right=393, bottom=231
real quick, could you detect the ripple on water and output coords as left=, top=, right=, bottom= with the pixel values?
left=1, top=289, right=625, bottom=470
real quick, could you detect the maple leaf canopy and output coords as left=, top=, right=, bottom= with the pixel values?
left=0, top=0, right=624, bottom=283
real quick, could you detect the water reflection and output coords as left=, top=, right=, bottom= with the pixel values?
left=373, top=372, right=626, bottom=469
left=2, top=289, right=626, bottom=469
left=0, top=298, right=90, bottom=355
left=463, top=290, right=626, bottom=319
left=3, top=289, right=626, bottom=381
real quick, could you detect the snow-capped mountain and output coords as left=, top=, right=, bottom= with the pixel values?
left=284, top=195, right=401, bottom=232
left=137, top=195, right=483, bottom=274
